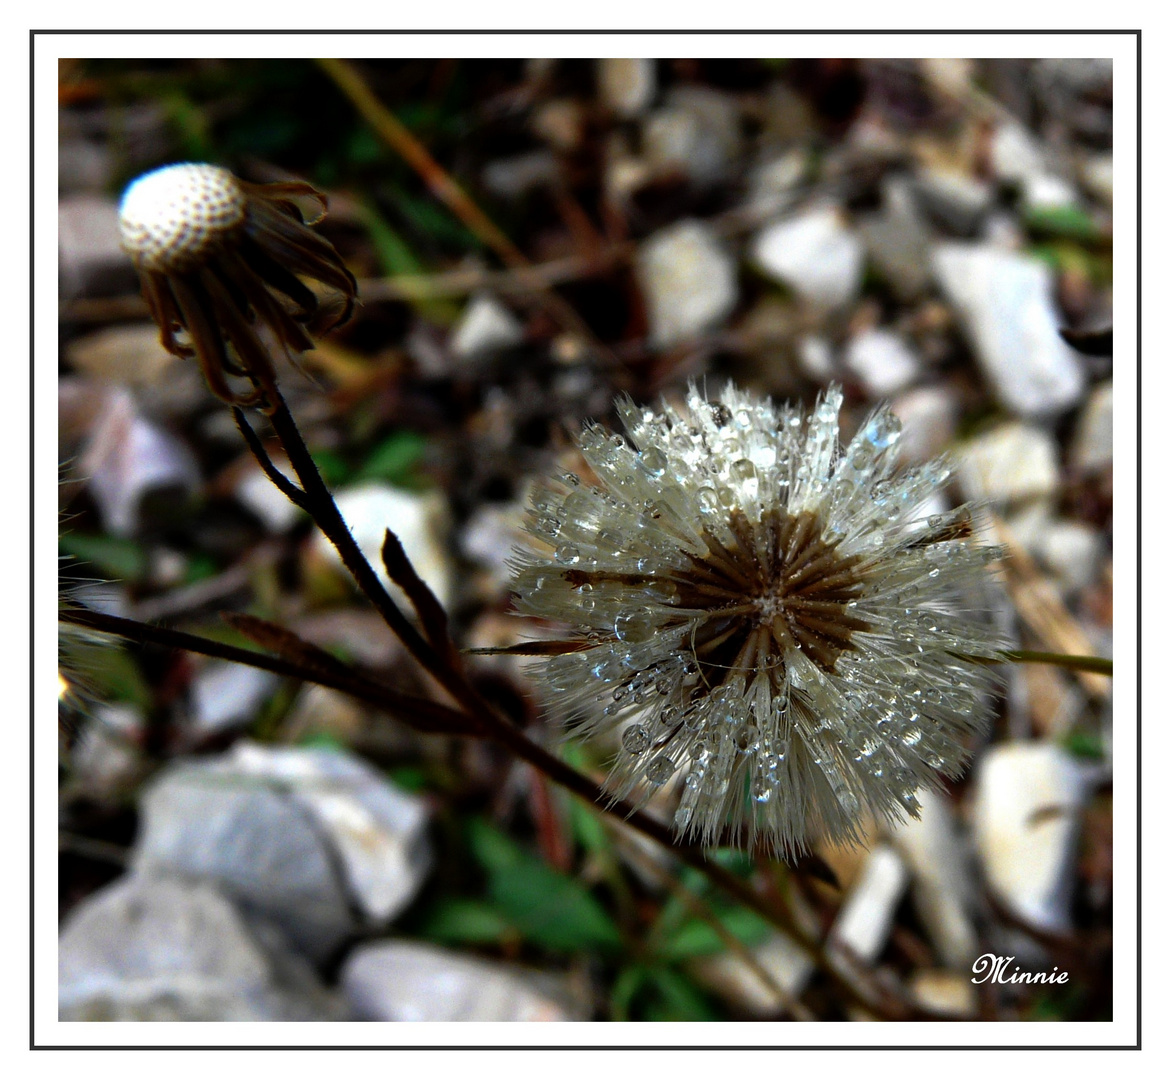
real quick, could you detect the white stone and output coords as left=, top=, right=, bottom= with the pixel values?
left=636, top=219, right=737, bottom=347
left=1081, top=155, right=1113, bottom=205
left=888, top=789, right=978, bottom=970
left=933, top=244, right=1085, bottom=416
left=598, top=58, right=656, bottom=117
left=1023, top=173, right=1081, bottom=213
left=753, top=206, right=864, bottom=310
left=689, top=930, right=815, bottom=1017
left=828, top=844, right=909, bottom=964
left=133, top=743, right=433, bottom=960
left=1072, top=381, right=1113, bottom=473
left=451, top=294, right=525, bottom=358
left=59, top=874, right=347, bottom=1021
left=891, top=385, right=958, bottom=464
left=189, top=662, right=281, bottom=736
left=1034, top=519, right=1103, bottom=595
left=959, top=421, right=1060, bottom=505
left=844, top=328, right=921, bottom=397
left=313, top=482, right=454, bottom=611
left=230, top=743, right=432, bottom=925
left=972, top=742, right=1087, bottom=932
left=796, top=335, right=836, bottom=382
left=747, top=149, right=807, bottom=211
left=341, top=941, right=580, bottom=1021
left=80, top=388, right=202, bottom=536
left=644, top=86, right=740, bottom=187
left=989, top=122, right=1048, bottom=186
left=236, top=459, right=305, bottom=532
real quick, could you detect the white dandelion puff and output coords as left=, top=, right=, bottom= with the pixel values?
left=510, top=383, right=1005, bottom=858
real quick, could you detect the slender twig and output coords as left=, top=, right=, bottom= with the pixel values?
left=1000, top=649, right=1113, bottom=677
left=313, top=58, right=618, bottom=366
left=58, top=606, right=474, bottom=736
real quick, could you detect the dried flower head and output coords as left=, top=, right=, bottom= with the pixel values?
left=119, top=163, right=357, bottom=411
left=511, top=384, right=1004, bottom=857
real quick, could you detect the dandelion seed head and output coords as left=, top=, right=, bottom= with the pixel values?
left=119, top=163, right=246, bottom=272
left=118, top=162, right=356, bottom=411
left=512, top=383, right=1004, bottom=858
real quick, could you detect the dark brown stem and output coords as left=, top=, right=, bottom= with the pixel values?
left=58, top=606, right=472, bottom=735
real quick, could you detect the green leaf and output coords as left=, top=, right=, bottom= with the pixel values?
left=355, top=202, right=425, bottom=278
left=657, top=907, right=773, bottom=961
left=310, top=449, right=350, bottom=486
left=1025, top=204, right=1101, bottom=244
left=610, top=965, right=650, bottom=1022
left=418, top=899, right=516, bottom=945
left=644, top=968, right=722, bottom=1021
left=467, top=819, right=623, bottom=953
left=355, top=430, right=428, bottom=487
left=59, top=534, right=147, bottom=582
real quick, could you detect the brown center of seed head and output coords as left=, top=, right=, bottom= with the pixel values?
left=677, top=508, right=871, bottom=682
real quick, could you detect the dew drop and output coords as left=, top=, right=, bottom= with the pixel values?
left=752, top=777, right=773, bottom=803
left=622, top=724, right=652, bottom=754
left=645, top=755, right=676, bottom=786
left=734, top=724, right=759, bottom=752
left=615, top=608, right=657, bottom=643
left=696, top=486, right=720, bottom=514
left=555, top=544, right=580, bottom=565
left=863, top=411, right=902, bottom=450
left=640, top=447, right=668, bottom=476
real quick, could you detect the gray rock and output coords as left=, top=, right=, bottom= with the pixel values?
left=891, top=385, right=958, bottom=464
left=597, top=58, right=656, bottom=117
left=451, top=294, right=525, bottom=358
left=933, top=243, right=1085, bottom=416
left=64, top=324, right=179, bottom=388
left=844, top=328, right=921, bottom=397
left=859, top=177, right=934, bottom=300
left=1034, top=519, right=1103, bottom=595
left=644, top=86, right=740, bottom=187
left=312, top=483, right=454, bottom=611
left=914, top=169, right=994, bottom=235
left=753, top=205, right=865, bottom=310
left=972, top=742, right=1088, bottom=933
left=636, top=219, right=737, bottom=348
left=481, top=150, right=558, bottom=200
left=133, top=743, right=432, bottom=961
left=80, top=388, right=202, bottom=536
left=69, top=704, right=146, bottom=797
left=1071, top=381, right=1113, bottom=473
left=959, top=421, right=1060, bottom=505
left=188, top=662, right=281, bottom=737
left=341, top=941, right=582, bottom=1021
left=888, top=789, right=978, bottom=970
left=746, top=149, right=807, bottom=214
left=59, top=194, right=137, bottom=299
left=828, top=844, right=908, bottom=964
left=59, top=874, right=348, bottom=1021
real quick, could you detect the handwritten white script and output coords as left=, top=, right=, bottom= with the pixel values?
left=971, top=953, right=1069, bottom=985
